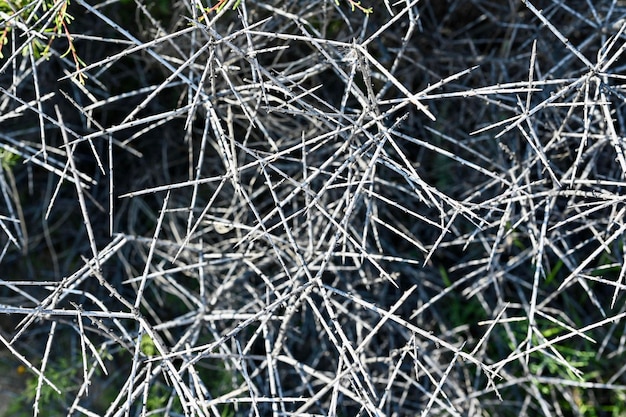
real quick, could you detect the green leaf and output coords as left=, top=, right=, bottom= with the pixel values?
left=140, top=333, right=157, bottom=357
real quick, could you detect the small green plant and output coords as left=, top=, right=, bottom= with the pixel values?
left=0, top=0, right=85, bottom=83
left=144, top=381, right=183, bottom=413
left=0, top=148, right=19, bottom=170
left=4, top=356, right=79, bottom=417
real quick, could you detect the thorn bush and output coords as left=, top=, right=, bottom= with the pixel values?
left=1, top=0, right=626, bottom=416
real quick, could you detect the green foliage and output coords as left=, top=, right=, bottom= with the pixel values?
left=4, top=356, right=79, bottom=417
left=439, top=267, right=487, bottom=334
left=0, top=148, right=19, bottom=170
left=0, top=0, right=85, bottom=83
left=139, top=333, right=157, bottom=357
left=144, top=382, right=183, bottom=413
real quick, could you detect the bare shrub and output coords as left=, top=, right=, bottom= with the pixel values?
left=1, top=0, right=626, bottom=416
